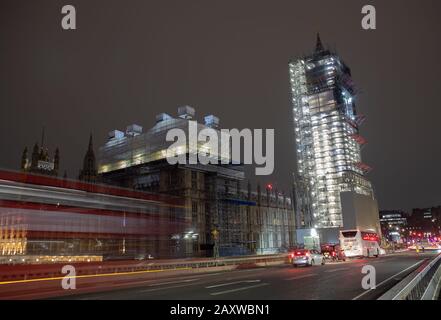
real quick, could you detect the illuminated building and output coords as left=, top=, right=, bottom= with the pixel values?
left=406, top=207, right=441, bottom=237
left=379, top=210, right=408, bottom=242
left=98, top=107, right=296, bottom=257
left=289, top=35, right=380, bottom=242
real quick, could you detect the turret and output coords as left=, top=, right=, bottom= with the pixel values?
left=54, top=147, right=60, bottom=175
left=31, top=143, right=39, bottom=168
left=21, top=147, right=28, bottom=171
left=315, top=32, right=324, bottom=53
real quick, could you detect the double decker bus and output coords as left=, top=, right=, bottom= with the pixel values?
left=0, top=169, right=188, bottom=263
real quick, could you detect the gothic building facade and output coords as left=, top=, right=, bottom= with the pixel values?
left=21, top=143, right=60, bottom=177
left=98, top=107, right=296, bottom=257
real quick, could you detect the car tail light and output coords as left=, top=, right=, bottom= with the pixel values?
left=332, top=251, right=336, bottom=257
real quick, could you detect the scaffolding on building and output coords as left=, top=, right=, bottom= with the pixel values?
left=289, top=35, right=374, bottom=229
left=98, top=107, right=296, bottom=258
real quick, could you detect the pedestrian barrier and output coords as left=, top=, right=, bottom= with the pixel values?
left=379, top=253, right=441, bottom=300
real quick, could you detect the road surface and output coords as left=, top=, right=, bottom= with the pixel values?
left=56, top=251, right=436, bottom=300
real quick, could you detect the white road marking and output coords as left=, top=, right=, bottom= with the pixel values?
left=325, top=268, right=350, bottom=273
left=147, top=278, right=200, bottom=286
left=138, top=283, right=198, bottom=293
left=352, top=260, right=425, bottom=300
left=236, top=268, right=266, bottom=272
left=136, top=271, right=222, bottom=285
left=285, top=274, right=317, bottom=281
left=210, top=283, right=269, bottom=296
left=205, top=280, right=261, bottom=289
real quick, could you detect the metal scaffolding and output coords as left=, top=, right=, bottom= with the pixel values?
left=98, top=108, right=296, bottom=257
left=289, top=35, right=374, bottom=229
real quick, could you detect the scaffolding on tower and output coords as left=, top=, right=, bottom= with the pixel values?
left=354, top=162, right=372, bottom=174
left=350, top=133, right=368, bottom=146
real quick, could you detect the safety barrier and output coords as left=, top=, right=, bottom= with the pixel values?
left=379, top=253, right=441, bottom=300
left=0, top=254, right=289, bottom=282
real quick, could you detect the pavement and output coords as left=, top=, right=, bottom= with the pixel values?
left=53, top=251, right=437, bottom=300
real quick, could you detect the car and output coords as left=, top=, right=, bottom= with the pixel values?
left=321, top=244, right=346, bottom=262
left=290, top=249, right=325, bottom=267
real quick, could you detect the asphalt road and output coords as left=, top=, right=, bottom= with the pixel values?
left=61, top=251, right=437, bottom=300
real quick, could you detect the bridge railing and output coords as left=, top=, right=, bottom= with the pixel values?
left=379, top=253, right=441, bottom=300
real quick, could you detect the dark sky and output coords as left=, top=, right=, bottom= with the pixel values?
left=1, top=0, right=440, bottom=212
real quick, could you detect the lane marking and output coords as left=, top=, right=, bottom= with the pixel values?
left=236, top=268, right=266, bottom=273
left=285, top=274, right=317, bottom=281
left=0, top=267, right=192, bottom=286
left=352, top=260, right=425, bottom=300
left=147, top=278, right=200, bottom=287
left=205, top=280, right=261, bottom=289
left=0, top=271, right=234, bottom=299
left=138, top=283, right=197, bottom=293
left=210, top=283, right=269, bottom=296
left=325, top=268, right=350, bottom=273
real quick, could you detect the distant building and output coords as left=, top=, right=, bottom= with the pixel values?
left=379, top=210, right=408, bottom=242
left=406, top=207, right=441, bottom=237
left=21, top=130, right=60, bottom=177
left=289, top=34, right=380, bottom=244
left=78, top=134, right=99, bottom=183
left=97, top=106, right=296, bottom=257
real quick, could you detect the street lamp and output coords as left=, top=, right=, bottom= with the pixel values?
left=211, top=228, right=219, bottom=259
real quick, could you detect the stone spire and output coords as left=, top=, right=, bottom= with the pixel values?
left=31, top=142, right=39, bottom=168
left=54, top=147, right=60, bottom=175
left=315, top=33, right=324, bottom=53
left=79, top=134, right=98, bottom=183
left=21, top=147, right=28, bottom=170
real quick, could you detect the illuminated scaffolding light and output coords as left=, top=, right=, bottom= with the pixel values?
left=354, top=162, right=372, bottom=174
left=350, top=134, right=368, bottom=146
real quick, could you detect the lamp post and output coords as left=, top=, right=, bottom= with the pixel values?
left=211, top=228, right=219, bottom=260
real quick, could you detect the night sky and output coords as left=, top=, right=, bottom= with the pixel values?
left=0, top=0, right=440, bottom=212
